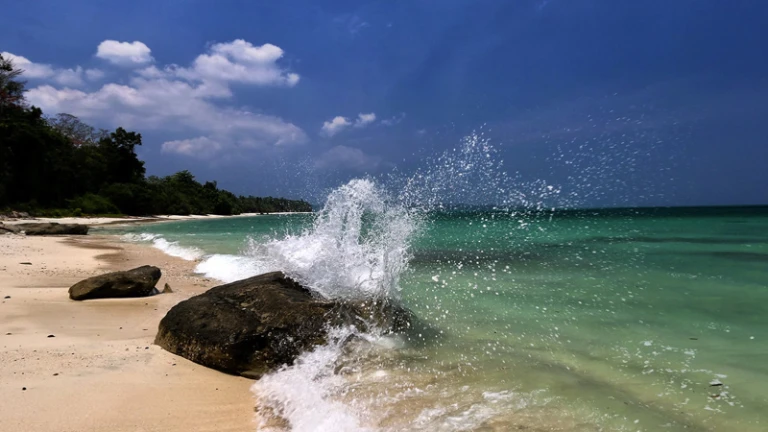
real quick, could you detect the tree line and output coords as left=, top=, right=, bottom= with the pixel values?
left=0, top=54, right=312, bottom=216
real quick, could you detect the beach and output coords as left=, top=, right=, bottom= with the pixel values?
left=0, top=233, right=255, bottom=432
left=2, top=203, right=768, bottom=432
left=0, top=212, right=310, bottom=227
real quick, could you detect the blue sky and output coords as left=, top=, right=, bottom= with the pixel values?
left=3, top=0, right=767, bottom=207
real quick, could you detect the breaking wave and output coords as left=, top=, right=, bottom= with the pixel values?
left=121, top=233, right=205, bottom=261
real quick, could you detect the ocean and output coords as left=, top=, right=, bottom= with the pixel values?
left=100, top=134, right=767, bottom=432
left=103, top=201, right=768, bottom=432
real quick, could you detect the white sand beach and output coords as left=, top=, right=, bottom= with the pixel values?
left=0, top=234, right=256, bottom=432
left=1, top=212, right=312, bottom=227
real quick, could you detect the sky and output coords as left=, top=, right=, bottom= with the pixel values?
left=2, top=0, right=767, bottom=207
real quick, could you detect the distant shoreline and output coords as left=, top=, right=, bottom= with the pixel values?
left=2, top=211, right=314, bottom=227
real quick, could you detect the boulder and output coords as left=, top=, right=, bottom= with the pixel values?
left=7, top=222, right=88, bottom=236
left=154, top=271, right=412, bottom=378
left=69, top=265, right=162, bottom=300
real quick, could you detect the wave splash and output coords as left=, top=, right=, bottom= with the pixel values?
left=129, top=133, right=566, bottom=432
left=192, top=177, right=418, bottom=303
left=248, top=133, right=557, bottom=431
left=264, top=178, right=416, bottom=301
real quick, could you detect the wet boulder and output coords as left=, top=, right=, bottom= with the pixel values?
left=154, top=271, right=412, bottom=378
left=69, top=265, right=162, bottom=300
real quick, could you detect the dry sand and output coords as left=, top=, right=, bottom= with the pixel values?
left=0, top=234, right=256, bottom=432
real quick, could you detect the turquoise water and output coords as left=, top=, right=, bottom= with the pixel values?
left=103, top=206, right=768, bottom=431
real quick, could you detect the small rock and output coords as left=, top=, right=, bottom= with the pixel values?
left=162, top=283, right=173, bottom=294
left=69, top=266, right=162, bottom=300
left=5, top=333, right=11, bottom=335
left=22, top=387, right=26, bottom=391
left=4, top=295, right=10, bottom=299
left=47, top=334, right=55, bottom=338
left=19, top=262, right=32, bottom=265
left=53, top=373, right=59, bottom=376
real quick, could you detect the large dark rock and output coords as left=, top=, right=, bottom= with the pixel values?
left=155, top=271, right=412, bottom=378
left=2, top=222, right=89, bottom=235
left=69, top=265, right=162, bottom=300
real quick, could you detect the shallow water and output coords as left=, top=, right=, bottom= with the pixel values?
left=105, top=206, right=768, bottom=431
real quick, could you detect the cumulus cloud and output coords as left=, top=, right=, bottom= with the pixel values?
left=1, top=52, right=102, bottom=87
left=85, top=69, right=105, bottom=80
left=22, top=39, right=305, bottom=159
left=140, top=40, right=299, bottom=88
left=185, top=40, right=299, bottom=86
left=2, top=52, right=54, bottom=79
left=321, top=112, right=377, bottom=136
left=96, top=40, right=154, bottom=66
left=321, top=116, right=352, bottom=136
left=28, top=79, right=305, bottom=152
left=314, top=145, right=381, bottom=172
left=162, top=136, right=222, bottom=159
left=354, top=113, right=376, bottom=127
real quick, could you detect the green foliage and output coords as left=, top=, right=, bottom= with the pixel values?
left=0, top=55, right=313, bottom=217
left=67, top=193, right=120, bottom=215
left=0, top=53, right=26, bottom=110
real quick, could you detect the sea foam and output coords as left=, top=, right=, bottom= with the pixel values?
left=121, top=233, right=205, bottom=261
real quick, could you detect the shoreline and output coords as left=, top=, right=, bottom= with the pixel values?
left=0, top=234, right=256, bottom=431
left=1, top=211, right=314, bottom=227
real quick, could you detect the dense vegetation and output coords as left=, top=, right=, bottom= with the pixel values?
left=0, top=54, right=312, bottom=216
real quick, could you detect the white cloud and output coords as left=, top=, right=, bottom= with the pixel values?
left=2, top=52, right=53, bottom=78
left=171, top=40, right=299, bottom=87
left=22, top=39, right=306, bottom=158
left=85, top=69, right=105, bottom=81
left=96, top=40, right=154, bottom=66
left=321, top=116, right=352, bottom=136
left=52, top=67, right=85, bottom=87
left=28, top=79, right=305, bottom=151
left=1, top=52, right=87, bottom=87
left=162, top=136, right=222, bottom=159
left=314, top=145, right=381, bottom=172
left=321, top=112, right=377, bottom=136
left=354, top=112, right=376, bottom=127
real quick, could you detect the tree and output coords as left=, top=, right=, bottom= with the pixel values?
left=0, top=58, right=313, bottom=216
left=48, top=113, right=107, bottom=146
left=98, top=127, right=146, bottom=184
left=0, top=54, right=25, bottom=112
